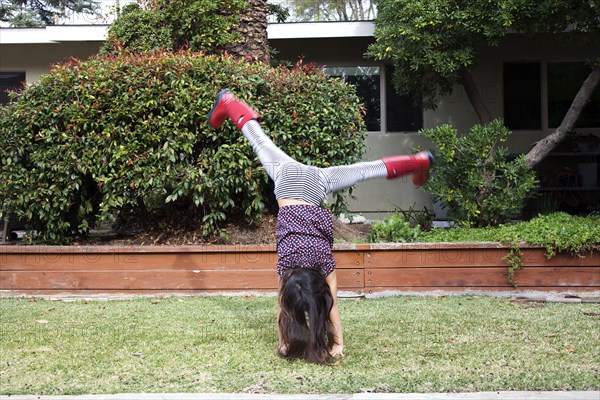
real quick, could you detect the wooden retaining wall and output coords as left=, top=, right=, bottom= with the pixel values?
left=1, top=243, right=598, bottom=296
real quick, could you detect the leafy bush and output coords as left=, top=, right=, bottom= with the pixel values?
left=422, top=212, right=600, bottom=256
left=0, top=52, right=366, bottom=243
left=102, top=0, right=248, bottom=54
left=395, top=204, right=433, bottom=231
left=420, top=119, right=538, bottom=227
left=369, top=214, right=422, bottom=243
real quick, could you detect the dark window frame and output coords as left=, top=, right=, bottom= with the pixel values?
left=0, top=71, right=26, bottom=105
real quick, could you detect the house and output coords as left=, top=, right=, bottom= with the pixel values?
left=1, top=3, right=598, bottom=221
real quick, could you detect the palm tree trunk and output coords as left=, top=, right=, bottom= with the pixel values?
left=225, top=0, right=270, bottom=64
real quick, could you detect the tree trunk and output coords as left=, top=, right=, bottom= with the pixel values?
left=225, top=0, right=270, bottom=64
left=460, top=68, right=495, bottom=190
left=524, top=67, right=600, bottom=168
left=460, top=68, right=493, bottom=125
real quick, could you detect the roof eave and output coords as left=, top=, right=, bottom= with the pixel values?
left=0, top=21, right=375, bottom=44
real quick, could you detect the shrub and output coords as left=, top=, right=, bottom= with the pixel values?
left=0, top=52, right=366, bottom=243
left=369, top=214, right=422, bottom=243
left=420, top=119, right=538, bottom=227
left=421, top=212, right=600, bottom=254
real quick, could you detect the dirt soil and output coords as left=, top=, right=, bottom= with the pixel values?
left=91, top=215, right=372, bottom=246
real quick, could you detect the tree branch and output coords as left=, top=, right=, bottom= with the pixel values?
left=524, top=67, right=600, bottom=168
left=459, top=68, right=493, bottom=125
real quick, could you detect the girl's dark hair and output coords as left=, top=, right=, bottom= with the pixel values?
left=277, top=268, right=335, bottom=364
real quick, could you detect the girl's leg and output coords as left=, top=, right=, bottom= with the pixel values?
left=320, top=151, right=433, bottom=194
left=320, top=160, right=387, bottom=195
left=209, top=90, right=294, bottom=181
left=241, top=120, right=295, bottom=181
left=209, top=91, right=327, bottom=204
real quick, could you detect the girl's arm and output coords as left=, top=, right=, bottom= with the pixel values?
left=326, top=270, right=344, bottom=357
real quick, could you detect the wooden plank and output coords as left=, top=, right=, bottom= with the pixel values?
left=337, top=268, right=364, bottom=289
left=335, top=251, right=364, bottom=269
left=365, top=267, right=600, bottom=288
left=0, top=252, right=277, bottom=271
left=3, top=287, right=595, bottom=297
left=0, top=290, right=366, bottom=298
left=515, top=266, right=600, bottom=287
left=0, top=270, right=279, bottom=290
left=0, top=250, right=361, bottom=271
left=520, top=249, right=600, bottom=267
left=0, top=244, right=278, bottom=254
left=0, top=268, right=364, bottom=291
left=363, top=286, right=600, bottom=294
left=365, top=248, right=600, bottom=268
left=1, top=245, right=597, bottom=294
left=365, top=248, right=511, bottom=268
left=366, top=267, right=510, bottom=287
left=0, top=289, right=281, bottom=296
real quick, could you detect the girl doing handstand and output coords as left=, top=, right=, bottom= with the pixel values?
left=208, top=91, right=432, bottom=364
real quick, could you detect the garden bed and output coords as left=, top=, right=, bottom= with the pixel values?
left=1, top=242, right=598, bottom=296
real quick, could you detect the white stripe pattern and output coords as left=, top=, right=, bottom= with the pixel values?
left=241, top=120, right=387, bottom=205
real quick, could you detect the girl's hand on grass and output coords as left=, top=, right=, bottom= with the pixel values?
left=330, top=343, right=344, bottom=358
left=277, top=343, right=288, bottom=356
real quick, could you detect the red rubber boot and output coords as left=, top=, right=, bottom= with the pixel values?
left=208, top=90, right=261, bottom=130
left=381, top=151, right=434, bottom=186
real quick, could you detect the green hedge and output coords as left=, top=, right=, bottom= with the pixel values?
left=0, top=52, right=366, bottom=243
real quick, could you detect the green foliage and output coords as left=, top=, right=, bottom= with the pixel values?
left=513, top=1, right=600, bottom=37
left=394, top=204, right=433, bottom=231
left=422, top=212, right=600, bottom=254
left=0, top=52, right=366, bottom=243
left=421, top=212, right=600, bottom=286
left=367, top=0, right=511, bottom=108
left=267, top=2, right=290, bottom=23
left=102, top=0, right=248, bottom=54
left=420, top=119, right=538, bottom=227
left=369, top=214, right=421, bottom=243
left=367, top=0, right=600, bottom=109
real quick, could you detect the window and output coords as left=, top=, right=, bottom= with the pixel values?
left=548, top=62, right=600, bottom=129
left=323, top=65, right=423, bottom=133
left=385, top=65, right=422, bottom=132
left=0, top=72, right=25, bottom=105
left=323, top=66, right=381, bottom=131
left=503, top=63, right=542, bottom=130
left=503, top=61, right=599, bottom=130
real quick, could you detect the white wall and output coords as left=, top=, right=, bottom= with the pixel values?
left=0, top=42, right=101, bottom=82
left=343, top=133, right=435, bottom=218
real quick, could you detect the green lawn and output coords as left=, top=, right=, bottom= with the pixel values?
left=1, top=295, right=598, bottom=395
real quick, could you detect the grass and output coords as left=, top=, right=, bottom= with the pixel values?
left=1, top=295, right=599, bottom=395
